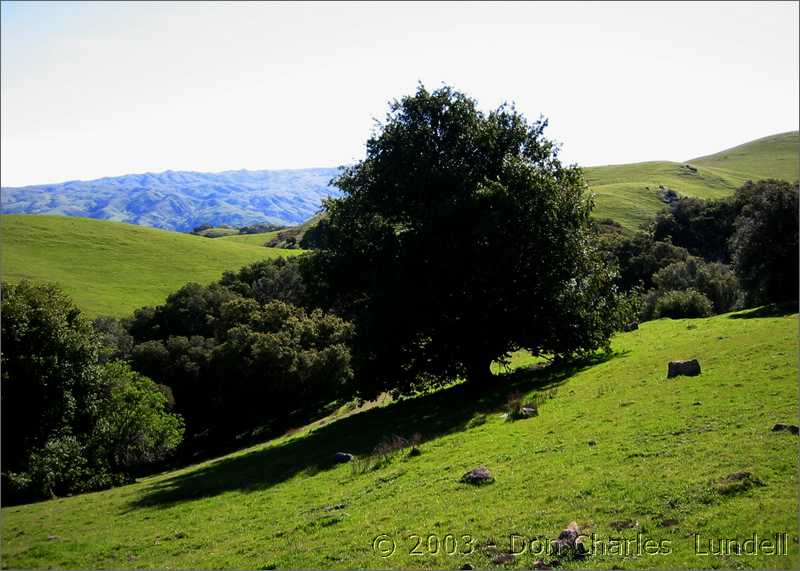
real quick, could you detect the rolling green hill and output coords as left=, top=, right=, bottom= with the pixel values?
left=584, top=131, right=799, bottom=230
left=218, top=229, right=284, bottom=246
left=690, top=131, right=799, bottom=184
left=2, top=308, right=797, bottom=569
left=0, top=215, right=301, bottom=317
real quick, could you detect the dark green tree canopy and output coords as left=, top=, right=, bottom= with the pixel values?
left=730, top=179, right=799, bottom=305
left=307, top=85, right=623, bottom=393
left=1, top=281, right=184, bottom=503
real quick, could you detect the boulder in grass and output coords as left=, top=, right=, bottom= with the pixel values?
left=771, top=423, right=799, bottom=435
left=460, top=466, right=494, bottom=485
left=667, top=359, right=701, bottom=378
left=333, top=452, right=354, bottom=463
left=551, top=521, right=585, bottom=557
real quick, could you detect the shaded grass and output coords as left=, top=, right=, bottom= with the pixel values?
left=0, top=215, right=301, bottom=317
left=2, top=310, right=797, bottom=569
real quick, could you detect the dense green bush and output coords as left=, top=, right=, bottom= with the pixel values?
left=126, top=261, right=355, bottom=444
left=128, top=282, right=236, bottom=341
left=730, top=180, right=799, bottom=305
left=219, top=256, right=308, bottom=308
left=652, top=289, right=714, bottom=319
left=210, top=301, right=354, bottom=431
left=1, top=281, right=184, bottom=504
left=653, top=197, right=738, bottom=262
left=652, top=258, right=740, bottom=314
left=1, top=281, right=103, bottom=475
left=605, top=232, right=690, bottom=291
left=92, top=362, right=185, bottom=470
left=92, top=315, right=134, bottom=363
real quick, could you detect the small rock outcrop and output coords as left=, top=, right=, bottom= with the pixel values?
left=550, top=521, right=586, bottom=557
left=333, top=452, right=354, bottom=463
left=459, top=466, right=494, bottom=485
left=667, top=359, right=701, bottom=378
left=771, top=423, right=799, bottom=435
left=657, top=185, right=680, bottom=204
left=714, top=471, right=762, bottom=495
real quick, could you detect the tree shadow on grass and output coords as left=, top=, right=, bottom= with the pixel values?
left=727, top=302, right=798, bottom=319
left=127, top=351, right=620, bottom=511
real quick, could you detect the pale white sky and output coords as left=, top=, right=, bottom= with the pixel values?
left=1, top=1, right=798, bottom=187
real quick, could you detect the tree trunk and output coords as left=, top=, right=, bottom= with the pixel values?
left=466, top=357, right=495, bottom=384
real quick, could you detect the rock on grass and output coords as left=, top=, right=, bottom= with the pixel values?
left=460, top=467, right=494, bottom=485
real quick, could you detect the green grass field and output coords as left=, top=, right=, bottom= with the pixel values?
left=585, top=131, right=799, bottom=230
left=3, top=308, right=797, bottom=570
left=218, top=229, right=284, bottom=246
left=193, top=227, right=241, bottom=238
left=691, top=131, right=799, bottom=184
left=0, top=215, right=302, bottom=317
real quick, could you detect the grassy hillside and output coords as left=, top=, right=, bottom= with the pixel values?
left=585, top=131, right=799, bottom=231
left=192, top=226, right=241, bottom=238
left=2, top=308, right=797, bottom=569
left=690, top=131, right=799, bottom=184
left=265, top=212, right=325, bottom=249
left=0, top=215, right=301, bottom=317
left=218, top=229, right=284, bottom=246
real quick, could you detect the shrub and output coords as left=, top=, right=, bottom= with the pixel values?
left=653, top=289, right=714, bottom=319
left=92, top=315, right=134, bottom=363
left=91, top=362, right=185, bottom=470
left=606, top=232, right=690, bottom=291
left=653, top=197, right=738, bottom=262
left=351, top=434, right=422, bottom=475
left=24, top=433, right=93, bottom=499
left=219, top=256, right=308, bottom=308
left=504, top=390, right=555, bottom=420
left=652, top=257, right=740, bottom=314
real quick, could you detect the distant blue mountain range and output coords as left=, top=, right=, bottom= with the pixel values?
left=0, top=168, right=342, bottom=231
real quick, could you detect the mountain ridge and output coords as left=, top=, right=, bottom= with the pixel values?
left=1, top=167, right=342, bottom=232
left=2, top=131, right=797, bottom=232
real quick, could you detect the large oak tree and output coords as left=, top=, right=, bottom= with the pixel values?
left=306, top=85, right=624, bottom=394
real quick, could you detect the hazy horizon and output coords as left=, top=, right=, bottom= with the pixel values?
left=2, top=128, right=797, bottom=189
left=2, top=1, right=798, bottom=187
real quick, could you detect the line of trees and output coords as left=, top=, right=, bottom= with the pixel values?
left=603, top=178, right=798, bottom=321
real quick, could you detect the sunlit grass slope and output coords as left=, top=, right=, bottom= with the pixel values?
left=2, top=308, right=797, bottom=570
left=585, top=131, right=799, bottom=230
left=0, top=215, right=301, bottom=317
left=690, top=131, right=799, bottom=184
left=585, top=162, right=749, bottom=230
left=218, top=229, right=283, bottom=246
